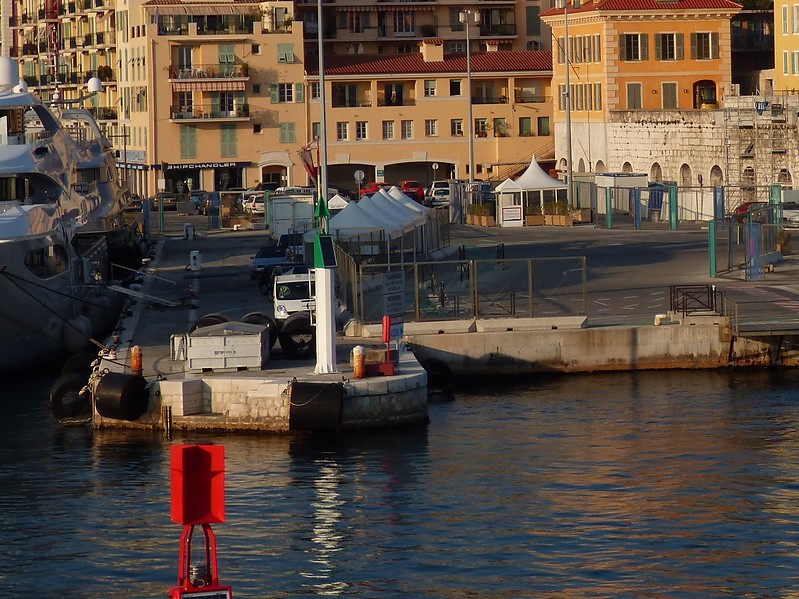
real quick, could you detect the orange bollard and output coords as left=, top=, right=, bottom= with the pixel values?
left=131, top=345, right=143, bottom=376
left=352, top=345, right=365, bottom=379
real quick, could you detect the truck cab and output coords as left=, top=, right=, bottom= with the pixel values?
left=273, top=272, right=315, bottom=321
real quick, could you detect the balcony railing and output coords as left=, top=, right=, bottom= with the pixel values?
left=170, top=103, right=250, bottom=120
left=479, top=24, right=516, bottom=36
left=89, top=106, right=118, bottom=120
left=169, top=64, right=249, bottom=79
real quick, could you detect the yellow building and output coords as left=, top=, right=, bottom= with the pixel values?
left=541, top=0, right=740, bottom=174
left=307, top=40, right=554, bottom=186
left=775, top=0, right=799, bottom=93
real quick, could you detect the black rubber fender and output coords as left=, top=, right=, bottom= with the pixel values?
left=241, top=312, right=278, bottom=350
left=50, top=372, right=91, bottom=423
left=278, top=311, right=316, bottom=359
left=189, top=312, right=229, bottom=333
left=94, top=372, right=149, bottom=421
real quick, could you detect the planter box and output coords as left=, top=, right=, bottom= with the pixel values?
left=480, top=215, right=496, bottom=227
left=570, top=208, right=592, bottom=223
left=544, top=214, right=571, bottom=227
left=525, top=215, right=545, bottom=226
left=467, top=213, right=477, bottom=225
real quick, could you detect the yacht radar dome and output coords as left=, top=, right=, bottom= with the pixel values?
left=86, top=77, right=102, bottom=94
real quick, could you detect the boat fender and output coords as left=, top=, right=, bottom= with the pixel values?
left=50, top=372, right=92, bottom=424
left=94, top=372, right=149, bottom=421
left=278, top=311, right=316, bottom=359
left=189, top=313, right=229, bottom=333
left=241, top=312, right=279, bottom=350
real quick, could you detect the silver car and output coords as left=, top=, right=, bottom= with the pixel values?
left=783, top=201, right=799, bottom=228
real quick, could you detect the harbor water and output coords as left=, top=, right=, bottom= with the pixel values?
left=4, top=368, right=799, bottom=597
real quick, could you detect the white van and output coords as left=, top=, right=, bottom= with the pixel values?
left=273, top=272, right=315, bottom=321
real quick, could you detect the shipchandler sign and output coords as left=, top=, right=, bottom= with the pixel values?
left=164, top=161, right=251, bottom=170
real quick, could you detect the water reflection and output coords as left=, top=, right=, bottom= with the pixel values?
left=5, top=370, right=799, bottom=596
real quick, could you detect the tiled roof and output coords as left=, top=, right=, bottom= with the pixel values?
left=541, top=0, right=741, bottom=17
left=306, top=51, right=552, bottom=76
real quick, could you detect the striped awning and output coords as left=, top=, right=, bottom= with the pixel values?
left=149, top=4, right=258, bottom=15
left=173, top=80, right=246, bottom=91
left=339, top=4, right=433, bottom=10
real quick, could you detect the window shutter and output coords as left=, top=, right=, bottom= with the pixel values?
left=676, top=33, right=684, bottom=60
left=270, top=83, right=279, bottom=103
left=620, top=36, right=627, bottom=61
left=295, top=83, right=304, bottom=103
left=640, top=34, right=648, bottom=60
left=211, top=93, right=219, bottom=116
left=654, top=34, right=662, bottom=60
left=711, top=32, right=718, bottom=59
left=690, top=32, right=697, bottom=59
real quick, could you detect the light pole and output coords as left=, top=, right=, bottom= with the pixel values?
left=555, top=0, right=574, bottom=207
left=459, top=10, right=479, bottom=185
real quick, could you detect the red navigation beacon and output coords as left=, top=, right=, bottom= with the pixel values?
left=167, top=445, right=233, bottom=599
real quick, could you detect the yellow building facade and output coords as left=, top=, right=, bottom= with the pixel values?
left=775, top=0, right=799, bottom=93
left=541, top=0, right=740, bottom=174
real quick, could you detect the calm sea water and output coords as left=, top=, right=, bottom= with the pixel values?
left=3, top=368, right=799, bottom=598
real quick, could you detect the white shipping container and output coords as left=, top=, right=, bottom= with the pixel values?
left=185, top=321, right=269, bottom=372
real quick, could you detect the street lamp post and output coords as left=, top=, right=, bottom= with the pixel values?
left=459, top=10, right=479, bottom=185
left=555, top=0, right=574, bottom=207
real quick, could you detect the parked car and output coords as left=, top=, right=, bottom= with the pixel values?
left=153, top=192, right=177, bottom=211
left=249, top=194, right=265, bottom=216
left=273, top=272, right=316, bottom=321
left=359, top=182, right=390, bottom=198
left=400, top=180, right=425, bottom=202
left=732, top=201, right=768, bottom=223
left=249, top=245, right=289, bottom=279
left=426, top=187, right=451, bottom=207
left=189, top=190, right=208, bottom=212
left=783, top=201, right=799, bottom=228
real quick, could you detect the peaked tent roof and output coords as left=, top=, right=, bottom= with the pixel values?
left=387, top=187, right=429, bottom=214
left=328, top=194, right=349, bottom=210
left=359, top=193, right=416, bottom=231
left=515, top=157, right=567, bottom=191
left=327, top=200, right=388, bottom=233
left=495, top=178, right=523, bottom=192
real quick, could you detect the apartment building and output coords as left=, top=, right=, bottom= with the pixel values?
left=306, top=39, right=554, bottom=186
left=7, top=0, right=119, bottom=121
left=541, top=0, right=740, bottom=176
left=294, top=0, right=554, bottom=57
left=775, top=0, right=799, bottom=93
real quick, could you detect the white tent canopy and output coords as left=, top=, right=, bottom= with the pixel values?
left=326, top=200, right=390, bottom=236
left=327, top=194, right=349, bottom=211
left=387, top=186, right=428, bottom=214
left=515, top=157, right=566, bottom=190
left=377, top=189, right=427, bottom=224
left=495, top=178, right=523, bottom=192
left=359, top=193, right=417, bottom=231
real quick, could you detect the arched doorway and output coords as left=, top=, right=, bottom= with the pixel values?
left=778, top=168, right=793, bottom=187
left=622, top=162, right=633, bottom=173
left=595, top=160, right=606, bottom=173
left=710, top=165, right=724, bottom=186
left=680, top=164, right=692, bottom=187
left=578, top=158, right=586, bottom=172
left=650, top=163, right=663, bottom=183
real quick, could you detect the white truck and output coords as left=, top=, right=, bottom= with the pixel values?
left=268, top=193, right=315, bottom=241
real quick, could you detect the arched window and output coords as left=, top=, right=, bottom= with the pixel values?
left=710, top=165, right=723, bottom=186
left=622, top=162, right=633, bottom=173
left=778, top=168, right=792, bottom=186
left=680, top=164, right=692, bottom=187
left=650, top=162, right=663, bottom=183
left=594, top=160, right=606, bottom=173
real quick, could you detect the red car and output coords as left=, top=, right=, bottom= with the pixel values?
left=359, top=182, right=390, bottom=198
left=400, top=180, right=425, bottom=203
left=732, top=201, right=768, bottom=223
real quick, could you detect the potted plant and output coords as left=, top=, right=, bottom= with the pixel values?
left=777, top=228, right=792, bottom=255
left=545, top=199, right=571, bottom=226
left=466, top=203, right=480, bottom=225
left=476, top=203, right=495, bottom=227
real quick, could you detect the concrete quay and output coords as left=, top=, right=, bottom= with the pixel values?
left=92, top=227, right=428, bottom=433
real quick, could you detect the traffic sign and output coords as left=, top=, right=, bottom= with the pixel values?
left=354, top=169, right=365, bottom=183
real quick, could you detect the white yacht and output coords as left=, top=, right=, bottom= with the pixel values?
left=0, top=65, right=139, bottom=372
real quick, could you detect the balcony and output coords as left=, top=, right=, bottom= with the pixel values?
left=170, top=103, right=250, bottom=121
left=479, top=24, right=516, bottom=36
left=169, top=63, right=249, bottom=79
left=89, top=106, right=118, bottom=120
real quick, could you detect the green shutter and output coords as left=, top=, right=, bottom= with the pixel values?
left=295, top=83, right=304, bottom=103
left=690, top=32, right=697, bottom=59
left=711, top=32, right=718, bottom=59
left=620, top=36, right=627, bottom=61
left=654, top=34, right=662, bottom=60
left=279, top=123, right=288, bottom=143
left=211, top=93, right=220, bottom=117
left=640, top=34, right=648, bottom=60
left=526, top=7, right=540, bottom=36
left=220, top=125, right=236, bottom=157
left=676, top=33, right=684, bottom=60
left=180, top=125, right=196, bottom=159
left=287, top=122, right=296, bottom=143
left=270, top=83, right=279, bottom=103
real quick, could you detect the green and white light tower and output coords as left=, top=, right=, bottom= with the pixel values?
left=313, top=0, right=338, bottom=374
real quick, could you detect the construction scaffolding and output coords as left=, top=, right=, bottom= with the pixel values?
left=723, top=89, right=796, bottom=211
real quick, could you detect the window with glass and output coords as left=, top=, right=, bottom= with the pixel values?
left=310, top=82, right=320, bottom=99
left=691, top=32, right=717, bottom=60
left=627, top=82, right=643, bottom=109
left=450, top=79, right=462, bottom=96
left=558, top=84, right=566, bottom=111
left=356, top=121, right=367, bottom=140
left=216, top=91, right=235, bottom=116
left=394, top=11, right=415, bottom=34
left=537, top=116, right=550, bottom=136
left=451, top=119, right=463, bottom=136
left=337, top=122, right=349, bottom=141
left=475, top=118, right=487, bottom=136
left=425, top=119, right=437, bottom=136
left=594, top=83, right=602, bottom=110
left=424, top=80, right=436, bottom=97
left=312, top=122, right=321, bottom=139
left=655, top=33, right=682, bottom=61
left=277, top=83, right=293, bottom=103
left=401, top=119, right=413, bottom=139
left=620, top=33, right=648, bottom=61
left=177, top=91, right=192, bottom=115
left=382, top=120, right=394, bottom=140
left=518, top=117, right=532, bottom=137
